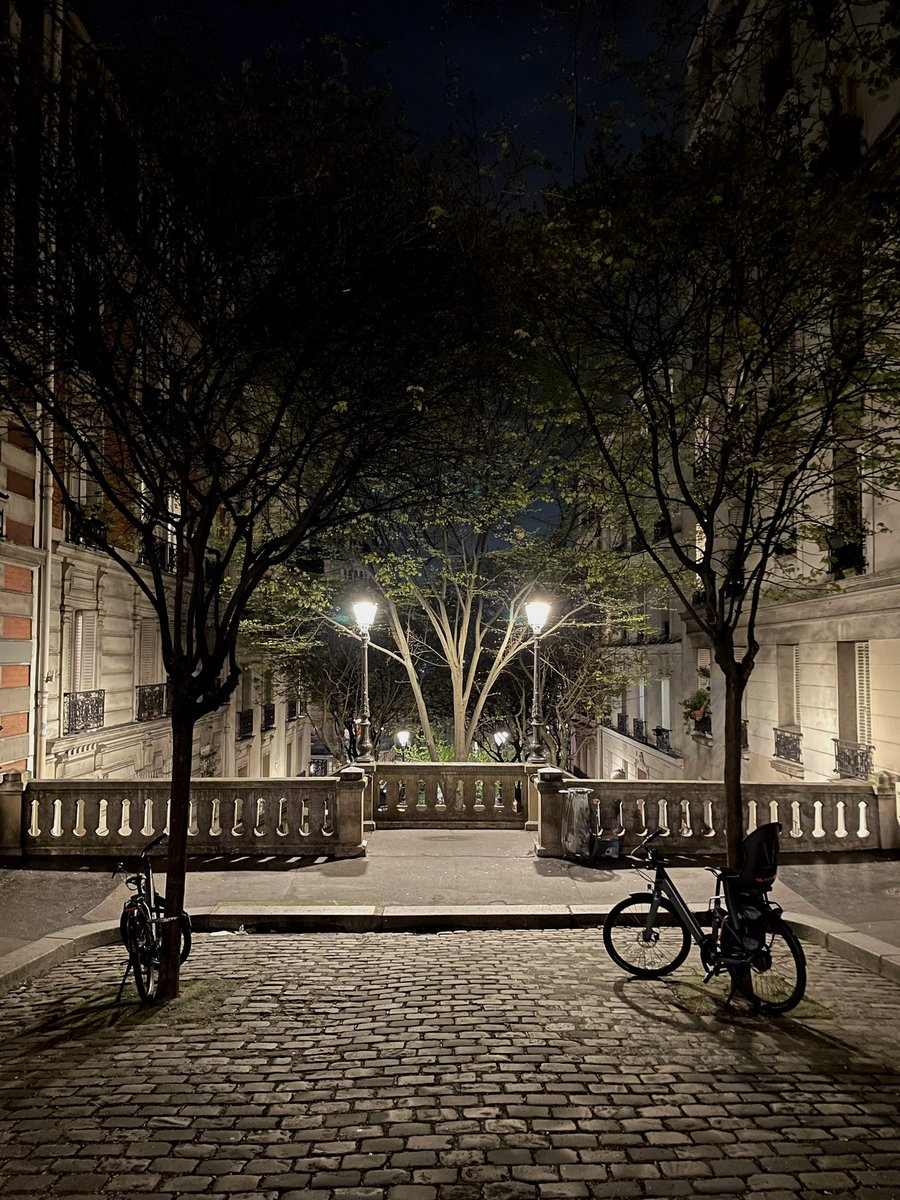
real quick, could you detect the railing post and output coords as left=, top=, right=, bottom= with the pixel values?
left=336, top=765, right=367, bottom=855
left=534, top=766, right=566, bottom=858
left=875, top=771, right=900, bottom=849
left=0, top=771, right=28, bottom=857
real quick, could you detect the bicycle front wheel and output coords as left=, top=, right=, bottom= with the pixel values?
left=124, top=905, right=158, bottom=1002
left=736, top=918, right=806, bottom=1014
left=603, top=895, right=692, bottom=978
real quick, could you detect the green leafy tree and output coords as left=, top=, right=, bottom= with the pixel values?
left=529, top=9, right=900, bottom=864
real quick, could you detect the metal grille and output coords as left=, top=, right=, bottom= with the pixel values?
left=774, top=727, right=802, bottom=763
left=63, top=689, right=105, bottom=735
left=833, top=738, right=874, bottom=780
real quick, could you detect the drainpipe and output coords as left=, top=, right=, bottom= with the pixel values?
left=33, top=3, right=65, bottom=778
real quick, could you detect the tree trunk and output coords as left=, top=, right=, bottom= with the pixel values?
left=722, top=667, right=746, bottom=869
left=156, top=697, right=196, bottom=1001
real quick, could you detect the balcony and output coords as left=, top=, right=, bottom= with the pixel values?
left=286, top=698, right=298, bottom=721
left=653, top=726, right=672, bottom=753
left=632, top=718, right=646, bottom=743
left=237, top=709, right=254, bottom=741
left=63, top=689, right=105, bottom=736
left=616, top=712, right=628, bottom=735
left=138, top=536, right=177, bottom=573
left=774, top=727, right=802, bottom=764
left=692, top=713, right=712, bottom=736
left=600, top=715, right=613, bottom=729
left=136, top=683, right=169, bottom=723
left=68, top=508, right=108, bottom=549
left=833, top=739, right=874, bottom=780
left=262, top=703, right=276, bottom=732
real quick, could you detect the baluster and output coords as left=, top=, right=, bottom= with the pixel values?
left=857, top=800, right=870, bottom=839
left=118, top=798, right=132, bottom=838
left=141, top=796, right=155, bottom=837
left=322, top=796, right=334, bottom=835
left=461, top=775, right=475, bottom=816
left=702, top=796, right=715, bottom=837
left=73, top=797, right=86, bottom=838
left=28, top=796, right=41, bottom=838
left=232, top=796, right=244, bottom=837
left=300, top=798, right=309, bottom=836
left=81, top=793, right=101, bottom=841
left=188, top=797, right=199, bottom=838
left=835, top=799, right=848, bottom=839
left=768, top=798, right=779, bottom=825
left=493, top=779, right=503, bottom=812
left=746, top=800, right=758, bottom=833
left=678, top=798, right=691, bottom=838
left=656, top=797, right=669, bottom=834
left=96, top=797, right=109, bottom=838
left=209, top=797, right=222, bottom=837
left=393, top=777, right=405, bottom=815
left=816, top=801, right=830, bottom=840
left=794, top=799, right=806, bottom=838
left=635, top=797, right=647, bottom=836
left=164, top=797, right=171, bottom=835
left=277, top=796, right=289, bottom=837
left=51, top=796, right=64, bottom=838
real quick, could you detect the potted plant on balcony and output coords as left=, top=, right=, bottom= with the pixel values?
left=681, top=687, right=710, bottom=724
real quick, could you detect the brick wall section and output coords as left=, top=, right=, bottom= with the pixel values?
left=0, top=562, right=33, bottom=772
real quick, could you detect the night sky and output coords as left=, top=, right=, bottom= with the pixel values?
left=78, top=0, right=674, bottom=182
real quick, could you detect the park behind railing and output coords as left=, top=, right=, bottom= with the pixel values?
left=533, top=771, right=900, bottom=857
left=0, top=770, right=367, bottom=858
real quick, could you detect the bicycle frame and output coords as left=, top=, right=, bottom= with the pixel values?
left=635, top=861, right=707, bottom=946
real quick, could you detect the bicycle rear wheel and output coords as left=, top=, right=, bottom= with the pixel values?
left=124, top=905, right=158, bottom=1002
left=603, top=895, right=692, bottom=978
left=735, top=918, right=806, bottom=1014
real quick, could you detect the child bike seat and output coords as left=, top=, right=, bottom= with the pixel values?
left=723, top=821, right=782, bottom=892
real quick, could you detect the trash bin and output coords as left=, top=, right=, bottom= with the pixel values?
left=561, top=788, right=620, bottom=864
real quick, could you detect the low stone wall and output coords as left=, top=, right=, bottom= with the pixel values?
left=0, top=769, right=367, bottom=859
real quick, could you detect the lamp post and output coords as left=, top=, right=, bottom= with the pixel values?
left=395, top=728, right=411, bottom=760
left=525, top=599, right=550, bottom=764
left=352, top=600, right=378, bottom=762
left=493, top=729, right=509, bottom=760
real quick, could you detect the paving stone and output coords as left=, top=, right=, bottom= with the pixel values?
left=0, top=932, right=899, bottom=1200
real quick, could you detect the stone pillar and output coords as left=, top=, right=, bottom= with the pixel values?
left=335, top=765, right=367, bottom=856
left=0, top=771, right=28, bottom=857
left=876, top=771, right=900, bottom=850
left=534, top=766, right=566, bottom=859
left=524, top=764, right=541, bottom=831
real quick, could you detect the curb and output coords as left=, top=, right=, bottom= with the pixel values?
left=2, top=906, right=900, bottom=998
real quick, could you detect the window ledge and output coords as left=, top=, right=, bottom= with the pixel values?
left=771, top=756, right=804, bottom=779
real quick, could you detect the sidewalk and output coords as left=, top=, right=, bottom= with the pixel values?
left=2, top=829, right=899, bottom=996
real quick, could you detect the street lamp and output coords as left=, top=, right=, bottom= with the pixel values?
left=395, top=728, right=411, bottom=760
left=525, top=599, right=551, bottom=764
left=493, top=729, right=509, bottom=760
left=352, top=599, right=378, bottom=762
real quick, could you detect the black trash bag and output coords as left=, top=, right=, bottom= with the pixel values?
left=561, top=788, right=620, bottom=864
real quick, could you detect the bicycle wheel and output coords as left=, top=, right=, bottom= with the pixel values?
left=178, top=913, right=192, bottom=964
left=735, top=918, right=806, bottom=1014
left=124, top=905, right=158, bottom=1002
left=603, top=895, right=692, bottom=978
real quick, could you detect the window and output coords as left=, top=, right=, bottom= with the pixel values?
left=776, top=644, right=800, bottom=727
left=837, top=641, right=871, bottom=746
left=70, top=610, right=97, bottom=692
left=856, top=641, right=872, bottom=746
left=138, top=618, right=159, bottom=684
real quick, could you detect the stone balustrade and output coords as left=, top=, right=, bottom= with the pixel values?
left=0, top=771, right=366, bottom=859
left=372, top=762, right=527, bottom=827
left=533, top=770, right=899, bottom=858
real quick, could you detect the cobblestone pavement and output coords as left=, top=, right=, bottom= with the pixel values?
left=1, top=931, right=899, bottom=1200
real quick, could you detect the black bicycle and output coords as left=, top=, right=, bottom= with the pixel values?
left=115, top=832, right=191, bottom=1002
left=602, top=822, right=806, bottom=1015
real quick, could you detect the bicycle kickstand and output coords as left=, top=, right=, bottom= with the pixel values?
left=115, top=958, right=133, bottom=1004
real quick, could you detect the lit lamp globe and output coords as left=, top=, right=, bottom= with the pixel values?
left=352, top=600, right=378, bottom=632
left=525, top=599, right=550, bottom=634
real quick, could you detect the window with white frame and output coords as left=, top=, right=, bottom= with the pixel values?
left=70, top=609, right=97, bottom=692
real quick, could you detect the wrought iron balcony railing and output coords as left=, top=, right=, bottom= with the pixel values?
left=632, top=718, right=646, bottom=743
left=653, top=726, right=672, bottom=753
left=833, top=738, right=874, bottom=780
left=68, top=508, right=108, bottom=549
left=616, top=712, right=628, bottom=735
left=137, top=536, right=177, bottom=573
left=774, top=727, right=802, bottom=764
left=262, top=703, right=276, bottom=732
left=135, top=683, right=169, bottom=723
left=692, top=713, right=712, bottom=736
left=237, top=709, right=254, bottom=741
left=286, top=698, right=298, bottom=721
left=600, top=715, right=613, bottom=728
left=63, top=689, right=105, bottom=736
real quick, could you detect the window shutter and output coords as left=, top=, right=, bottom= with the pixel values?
left=72, top=610, right=97, bottom=692
left=660, top=677, right=671, bottom=728
left=856, top=641, right=871, bottom=745
left=139, top=618, right=157, bottom=684
left=792, top=646, right=801, bottom=727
